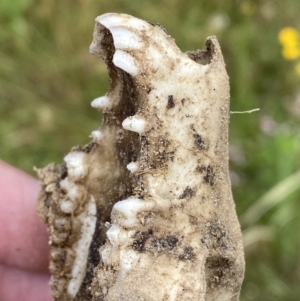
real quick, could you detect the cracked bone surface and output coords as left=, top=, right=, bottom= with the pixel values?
left=36, top=12, right=245, bottom=301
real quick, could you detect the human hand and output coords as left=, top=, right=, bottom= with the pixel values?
left=0, top=160, right=53, bottom=301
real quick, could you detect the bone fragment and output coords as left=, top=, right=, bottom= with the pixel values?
left=36, top=13, right=245, bottom=301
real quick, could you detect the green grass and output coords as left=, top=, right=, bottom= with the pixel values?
left=1, top=0, right=300, bottom=299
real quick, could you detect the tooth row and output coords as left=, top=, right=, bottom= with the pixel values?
left=93, top=13, right=146, bottom=82
left=89, top=14, right=154, bottom=286
left=55, top=151, right=97, bottom=298
left=91, top=14, right=150, bottom=110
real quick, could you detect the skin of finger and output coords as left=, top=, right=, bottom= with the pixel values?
left=0, top=264, right=53, bottom=301
left=0, top=160, right=50, bottom=272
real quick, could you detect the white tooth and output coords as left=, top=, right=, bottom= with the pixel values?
left=118, top=249, right=140, bottom=280
left=126, top=162, right=139, bottom=173
left=109, top=27, right=143, bottom=49
left=106, top=224, right=128, bottom=246
left=60, top=200, right=73, bottom=214
left=96, top=13, right=150, bottom=31
left=90, top=130, right=103, bottom=142
left=54, top=218, right=68, bottom=229
left=122, top=116, right=146, bottom=134
left=64, top=152, right=88, bottom=181
left=101, top=245, right=112, bottom=265
left=91, top=96, right=111, bottom=109
left=113, top=50, right=139, bottom=76
left=67, top=186, right=80, bottom=201
left=112, top=198, right=155, bottom=228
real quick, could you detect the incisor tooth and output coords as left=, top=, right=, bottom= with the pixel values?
left=113, top=50, right=139, bottom=76
left=109, top=27, right=143, bottom=49
left=96, top=13, right=150, bottom=31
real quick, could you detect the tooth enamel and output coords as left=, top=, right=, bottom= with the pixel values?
left=118, top=249, right=140, bottom=280
left=122, top=116, right=146, bottom=134
left=54, top=218, right=68, bottom=229
left=101, top=245, right=112, bottom=265
left=91, top=96, right=111, bottom=109
left=126, top=162, right=139, bottom=173
left=113, top=50, right=139, bottom=76
left=90, top=130, right=103, bottom=142
left=60, top=200, right=73, bottom=214
left=106, top=224, right=128, bottom=246
left=96, top=13, right=150, bottom=31
left=112, top=198, right=155, bottom=228
left=59, top=178, right=81, bottom=201
left=109, top=27, right=142, bottom=49
left=64, top=152, right=88, bottom=181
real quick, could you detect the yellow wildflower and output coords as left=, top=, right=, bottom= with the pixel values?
left=282, top=47, right=300, bottom=61
left=278, top=27, right=299, bottom=44
left=278, top=27, right=300, bottom=60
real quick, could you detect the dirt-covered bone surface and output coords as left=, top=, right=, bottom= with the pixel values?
left=36, top=12, right=245, bottom=301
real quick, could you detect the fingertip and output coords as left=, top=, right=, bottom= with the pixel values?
left=0, top=160, right=50, bottom=272
left=0, top=264, right=53, bottom=301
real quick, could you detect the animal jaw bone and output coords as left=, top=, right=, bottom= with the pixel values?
left=36, top=12, right=245, bottom=301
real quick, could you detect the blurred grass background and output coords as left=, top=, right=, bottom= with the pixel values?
left=1, top=0, right=300, bottom=299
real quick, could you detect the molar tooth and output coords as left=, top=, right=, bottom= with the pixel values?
left=67, top=185, right=82, bottom=201
left=64, top=152, right=88, bottom=181
left=122, top=116, right=146, bottom=134
left=54, top=218, right=71, bottom=231
left=60, top=200, right=73, bottom=214
left=96, top=13, right=150, bottom=31
left=59, top=178, right=71, bottom=191
left=106, top=224, right=129, bottom=246
left=126, top=162, right=139, bottom=173
left=112, top=198, right=155, bottom=228
left=52, top=232, right=69, bottom=244
left=109, top=27, right=143, bottom=50
left=113, top=50, right=139, bottom=76
left=91, top=95, right=111, bottom=109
